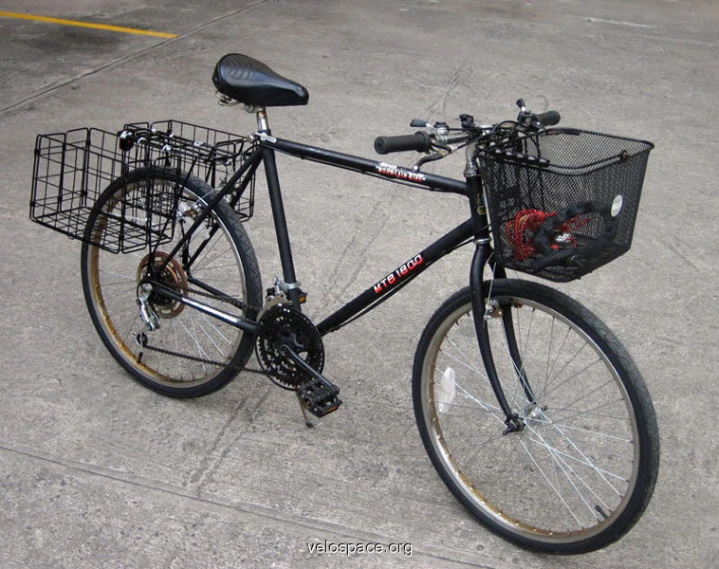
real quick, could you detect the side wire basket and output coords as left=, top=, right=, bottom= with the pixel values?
left=30, top=120, right=255, bottom=253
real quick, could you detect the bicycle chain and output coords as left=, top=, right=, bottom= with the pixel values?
left=138, top=285, right=266, bottom=373
left=136, top=334, right=261, bottom=373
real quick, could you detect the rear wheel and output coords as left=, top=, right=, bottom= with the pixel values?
left=81, top=167, right=262, bottom=397
left=412, top=280, right=659, bottom=553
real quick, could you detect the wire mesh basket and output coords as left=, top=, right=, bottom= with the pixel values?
left=478, top=128, right=654, bottom=282
left=30, top=120, right=254, bottom=253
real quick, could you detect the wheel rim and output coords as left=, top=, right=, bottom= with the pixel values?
left=85, top=178, right=249, bottom=387
left=421, top=294, right=641, bottom=544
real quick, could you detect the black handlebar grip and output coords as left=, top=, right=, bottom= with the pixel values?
left=374, top=132, right=432, bottom=155
left=535, top=110, right=561, bottom=127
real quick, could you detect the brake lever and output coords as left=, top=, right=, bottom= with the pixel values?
left=410, top=118, right=432, bottom=129
left=516, top=98, right=534, bottom=129
left=529, top=116, right=545, bottom=130
left=411, top=149, right=448, bottom=171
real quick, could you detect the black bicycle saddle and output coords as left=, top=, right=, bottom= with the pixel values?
left=212, top=54, right=309, bottom=107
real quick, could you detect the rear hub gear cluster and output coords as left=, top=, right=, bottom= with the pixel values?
left=256, top=305, right=324, bottom=389
left=136, top=252, right=188, bottom=319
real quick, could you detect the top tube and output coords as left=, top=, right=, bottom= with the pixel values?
left=259, top=136, right=468, bottom=196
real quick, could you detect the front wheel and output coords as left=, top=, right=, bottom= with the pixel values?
left=81, top=167, right=262, bottom=397
left=412, top=280, right=659, bottom=553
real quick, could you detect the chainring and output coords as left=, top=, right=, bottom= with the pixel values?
left=256, top=305, right=324, bottom=390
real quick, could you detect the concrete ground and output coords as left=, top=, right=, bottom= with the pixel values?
left=1, top=0, right=717, bottom=567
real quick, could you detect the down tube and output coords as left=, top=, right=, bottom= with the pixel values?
left=316, top=219, right=475, bottom=336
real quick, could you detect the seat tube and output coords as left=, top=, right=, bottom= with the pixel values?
left=258, top=110, right=302, bottom=308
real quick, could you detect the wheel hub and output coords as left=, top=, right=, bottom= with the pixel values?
left=523, top=402, right=549, bottom=426
left=136, top=252, right=188, bottom=319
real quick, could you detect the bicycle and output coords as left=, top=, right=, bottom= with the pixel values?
left=29, top=53, right=659, bottom=554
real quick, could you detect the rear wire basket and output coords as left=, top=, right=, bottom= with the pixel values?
left=478, top=129, right=654, bottom=282
left=30, top=120, right=255, bottom=253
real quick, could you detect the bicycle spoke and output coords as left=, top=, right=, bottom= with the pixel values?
left=549, top=423, right=625, bottom=496
left=453, top=381, right=503, bottom=415
left=527, top=425, right=609, bottom=512
left=440, top=344, right=484, bottom=376
left=550, top=396, right=629, bottom=425
left=180, top=313, right=211, bottom=370
left=519, top=438, right=584, bottom=527
left=539, top=342, right=591, bottom=399
left=546, top=325, right=572, bottom=392
left=550, top=422, right=632, bottom=444
left=197, top=312, right=234, bottom=346
left=105, top=303, right=142, bottom=319
left=444, top=324, right=485, bottom=375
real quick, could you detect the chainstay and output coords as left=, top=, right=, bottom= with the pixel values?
left=185, top=285, right=263, bottom=312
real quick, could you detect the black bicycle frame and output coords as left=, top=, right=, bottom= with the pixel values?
left=259, top=135, right=474, bottom=327
left=151, top=126, right=522, bottom=426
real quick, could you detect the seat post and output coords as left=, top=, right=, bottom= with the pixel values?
left=256, top=108, right=270, bottom=133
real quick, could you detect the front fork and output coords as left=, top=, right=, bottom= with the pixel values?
left=469, top=242, right=524, bottom=433
left=466, top=170, right=533, bottom=433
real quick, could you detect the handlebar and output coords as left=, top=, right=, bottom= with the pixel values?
left=535, top=110, right=561, bottom=128
left=374, top=131, right=432, bottom=155
left=373, top=102, right=561, bottom=157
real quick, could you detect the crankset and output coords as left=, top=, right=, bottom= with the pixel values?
left=256, top=305, right=341, bottom=419
left=256, top=304, right=325, bottom=389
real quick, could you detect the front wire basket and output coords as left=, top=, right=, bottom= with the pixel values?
left=478, top=128, right=654, bottom=282
left=30, top=120, right=255, bottom=253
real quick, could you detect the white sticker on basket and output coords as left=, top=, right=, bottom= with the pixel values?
left=437, top=367, right=457, bottom=414
left=611, top=195, right=624, bottom=217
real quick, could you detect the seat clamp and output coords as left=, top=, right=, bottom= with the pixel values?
left=257, top=132, right=277, bottom=144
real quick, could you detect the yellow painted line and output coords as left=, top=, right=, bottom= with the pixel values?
left=0, top=11, right=178, bottom=38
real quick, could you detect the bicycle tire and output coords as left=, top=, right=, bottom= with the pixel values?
left=81, top=167, right=262, bottom=397
left=412, top=280, right=659, bottom=553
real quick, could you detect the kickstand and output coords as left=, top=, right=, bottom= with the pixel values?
left=296, top=392, right=315, bottom=429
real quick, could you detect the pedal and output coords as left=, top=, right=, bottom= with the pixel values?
left=297, top=376, right=342, bottom=418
